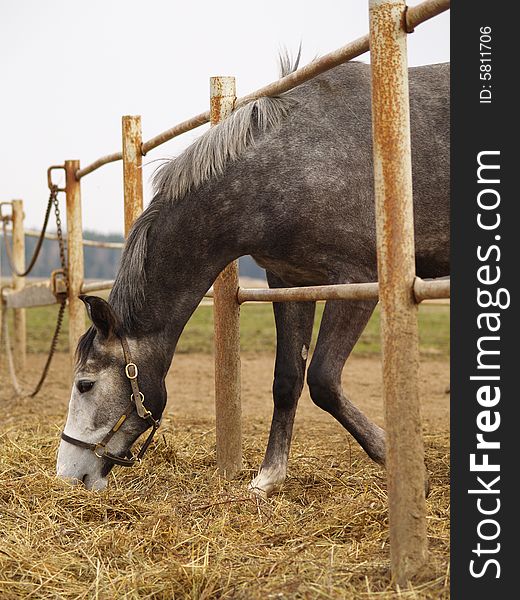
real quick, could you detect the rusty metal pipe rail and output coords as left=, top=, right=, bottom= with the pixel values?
left=141, top=112, right=211, bottom=157
left=238, top=277, right=449, bottom=304
left=74, top=0, right=449, bottom=180
left=76, top=152, right=122, bottom=179
left=405, top=0, right=450, bottom=32
left=2, top=277, right=448, bottom=311
left=414, top=276, right=450, bottom=302
left=3, top=279, right=116, bottom=308
left=2, top=229, right=123, bottom=249
left=144, top=0, right=448, bottom=152
left=239, top=282, right=379, bottom=303
left=17, top=229, right=125, bottom=249
left=80, top=279, right=115, bottom=294
left=74, top=279, right=449, bottom=304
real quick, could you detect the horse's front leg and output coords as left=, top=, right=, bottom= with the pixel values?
left=249, top=272, right=316, bottom=497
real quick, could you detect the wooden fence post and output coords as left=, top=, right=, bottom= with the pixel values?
left=11, top=199, right=26, bottom=371
left=65, top=160, right=85, bottom=368
left=369, top=0, right=427, bottom=585
left=211, top=76, right=242, bottom=479
left=122, top=115, right=144, bottom=236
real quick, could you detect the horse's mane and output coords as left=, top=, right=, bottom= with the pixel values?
left=152, top=51, right=300, bottom=201
left=152, top=97, right=295, bottom=203
left=107, top=52, right=301, bottom=332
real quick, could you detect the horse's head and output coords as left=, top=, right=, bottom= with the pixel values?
left=56, top=295, right=167, bottom=490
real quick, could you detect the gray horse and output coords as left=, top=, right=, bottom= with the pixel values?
left=57, top=58, right=449, bottom=491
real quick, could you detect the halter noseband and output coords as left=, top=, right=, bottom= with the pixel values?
left=61, top=335, right=159, bottom=468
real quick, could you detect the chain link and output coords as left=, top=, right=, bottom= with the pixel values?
left=53, top=189, right=69, bottom=295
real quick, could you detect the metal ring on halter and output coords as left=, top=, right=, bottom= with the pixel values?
left=94, top=444, right=106, bottom=459
left=125, top=363, right=138, bottom=379
left=132, top=392, right=151, bottom=417
left=131, top=391, right=145, bottom=403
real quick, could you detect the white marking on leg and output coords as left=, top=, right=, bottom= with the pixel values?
left=249, top=464, right=287, bottom=497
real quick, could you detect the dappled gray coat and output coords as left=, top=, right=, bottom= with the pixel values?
left=58, top=59, right=449, bottom=494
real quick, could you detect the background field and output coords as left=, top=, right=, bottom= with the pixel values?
left=12, top=301, right=450, bottom=357
left=0, top=302, right=449, bottom=599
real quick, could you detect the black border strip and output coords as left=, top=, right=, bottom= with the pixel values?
left=451, top=2, right=516, bottom=597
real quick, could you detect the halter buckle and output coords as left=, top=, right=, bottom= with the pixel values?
left=94, top=443, right=106, bottom=459
left=125, top=362, right=138, bottom=379
left=131, top=391, right=151, bottom=419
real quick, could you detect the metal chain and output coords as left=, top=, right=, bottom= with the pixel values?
left=1, top=187, right=57, bottom=278
left=26, top=298, right=67, bottom=398
left=53, top=191, right=69, bottom=294
left=1, top=185, right=69, bottom=398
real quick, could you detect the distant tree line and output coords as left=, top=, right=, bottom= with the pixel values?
left=0, top=230, right=265, bottom=281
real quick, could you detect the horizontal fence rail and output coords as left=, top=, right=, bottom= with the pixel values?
left=2, top=280, right=65, bottom=309
left=239, top=282, right=379, bottom=303
left=1, top=229, right=124, bottom=249
left=2, top=277, right=450, bottom=310
left=75, top=0, right=449, bottom=181
left=413, top=277, right=450, bottom=302
left=75, top=152, right=123, bottom=180
left=80, top=279, right=115, bottom=294
left=239, top=277, right=449, bottom=303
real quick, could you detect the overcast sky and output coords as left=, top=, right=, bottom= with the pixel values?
left=1, top=0, right=449, bottom=234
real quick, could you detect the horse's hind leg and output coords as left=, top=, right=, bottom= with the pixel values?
left=249, top=272, right=316, bottom=496
left=307, top=299, right=386, bottom=465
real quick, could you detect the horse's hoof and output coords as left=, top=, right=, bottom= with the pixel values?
left=248, top=468, right=285, bottom=498
left=248, top=485, right=269, bottom=500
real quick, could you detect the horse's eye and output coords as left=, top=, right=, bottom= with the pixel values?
left=77, top=380, right=95, bottom=394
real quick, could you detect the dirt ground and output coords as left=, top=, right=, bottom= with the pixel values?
left=0, top=352, right=449, bottom=599
left=2, top=351, right=449, bottom=450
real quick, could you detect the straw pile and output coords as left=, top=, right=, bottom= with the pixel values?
left=0, top=354, right=449, bottom=599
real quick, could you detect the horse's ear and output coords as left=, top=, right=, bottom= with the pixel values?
left=79, top=295, right=119, bottom=339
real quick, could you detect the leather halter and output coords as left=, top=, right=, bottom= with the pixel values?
left=61, top=335, right=159, bottom=467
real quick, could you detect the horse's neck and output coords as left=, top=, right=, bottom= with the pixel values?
left=137, top=192, right=244, bottom=362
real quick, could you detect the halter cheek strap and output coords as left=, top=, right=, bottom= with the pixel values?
left=60, top=335, right=160, bottom=468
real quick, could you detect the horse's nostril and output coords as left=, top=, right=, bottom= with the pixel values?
left=81, top=473, right=88, bottom=485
